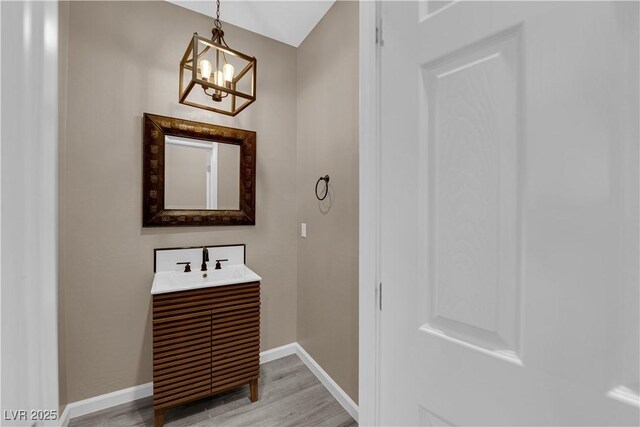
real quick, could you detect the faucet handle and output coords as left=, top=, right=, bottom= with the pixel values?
left=177, top=262, right=191, bottom=272
left=214, top=259, right=228, bottom=270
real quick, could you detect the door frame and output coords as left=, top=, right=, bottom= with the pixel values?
left=358, top=1, right=381, bottom=425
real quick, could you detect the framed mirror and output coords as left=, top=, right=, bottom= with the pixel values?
left=143, top=113, right=256, bottom=226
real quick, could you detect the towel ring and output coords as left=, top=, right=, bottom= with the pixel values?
left=315, top=175, right=330, bottom=201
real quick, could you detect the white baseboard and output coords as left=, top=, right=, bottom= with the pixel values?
left=58, top=342, right=358, bottom=426
left=58, top=382, right=153, bottom=427
left=59, top=406, right=70, bottom=427
left=260, top=342, right=297, bottom=364
left=294, top=343, right=359, bottom=422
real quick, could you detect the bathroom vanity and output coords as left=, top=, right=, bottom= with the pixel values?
left=151, top=245, right=261, bottom=427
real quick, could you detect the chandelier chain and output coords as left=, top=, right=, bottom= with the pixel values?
left=214, top=0, right=222, bottom=29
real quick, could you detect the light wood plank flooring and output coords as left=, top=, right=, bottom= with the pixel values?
left=69, top=354, right=357, bottom=427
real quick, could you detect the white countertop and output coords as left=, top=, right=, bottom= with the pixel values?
left=151, top=264, right=262, bottom=295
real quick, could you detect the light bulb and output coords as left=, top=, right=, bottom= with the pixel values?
left=223, top=63, right=234, bottom=82
left=213, top=71, right=225, bottom=87
left=200, top=60, right=212, bottom=81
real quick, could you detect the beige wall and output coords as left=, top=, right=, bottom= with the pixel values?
left=296, top=1, right=360, bottom=403
left=61, top=1, right=298, bottom=404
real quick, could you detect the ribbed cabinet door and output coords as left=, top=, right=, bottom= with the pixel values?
left=152, top=282, right=261, bottom=410
left=211, top=282, right=260, bottom=394
left=152, top=292, right=213, bottom=409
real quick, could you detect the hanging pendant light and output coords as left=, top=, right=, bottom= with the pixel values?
left=179, top=0, right=257, bottom=116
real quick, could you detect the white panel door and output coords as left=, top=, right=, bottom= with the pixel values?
left=379, top=1, right=639, bottom=425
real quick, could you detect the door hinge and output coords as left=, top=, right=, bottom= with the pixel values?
left=376, top=20, right=383, bottom=46
left=379, top=282, right=383, bottom=311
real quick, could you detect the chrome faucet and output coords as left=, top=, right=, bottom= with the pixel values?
left=201, top=247, right=209, bottom=271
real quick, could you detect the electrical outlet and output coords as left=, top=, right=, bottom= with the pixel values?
left=301, top=223, right=307, bottom=238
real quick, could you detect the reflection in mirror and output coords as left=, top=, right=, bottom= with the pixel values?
left=164, top=135, right=240, bottom=210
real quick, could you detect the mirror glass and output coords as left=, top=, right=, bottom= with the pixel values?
left=164, top=135, right=240, bottom=210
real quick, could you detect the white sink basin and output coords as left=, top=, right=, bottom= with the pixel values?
left=151, top=264, right=262, bottom=295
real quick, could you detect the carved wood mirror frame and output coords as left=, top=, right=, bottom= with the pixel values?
left=143, top=113, right=256, bottom=227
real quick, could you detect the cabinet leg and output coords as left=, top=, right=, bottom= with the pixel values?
left=154, top=408, right=165, bottom=427
left=249, top=378, right=259, bottom=402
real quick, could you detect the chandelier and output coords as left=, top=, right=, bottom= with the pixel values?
left=179, top=0, right=257, bottom=116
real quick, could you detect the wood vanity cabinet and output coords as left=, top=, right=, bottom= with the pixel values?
left=152, top=281, right=260, bottom=427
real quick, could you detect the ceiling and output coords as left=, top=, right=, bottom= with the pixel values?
left=166, top=0, right=335, bottom=47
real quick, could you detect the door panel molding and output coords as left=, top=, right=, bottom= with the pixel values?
left=419, top=26, right=523, bottom=363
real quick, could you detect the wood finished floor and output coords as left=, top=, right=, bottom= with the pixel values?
left=69, top=355, right=357, bottom=427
